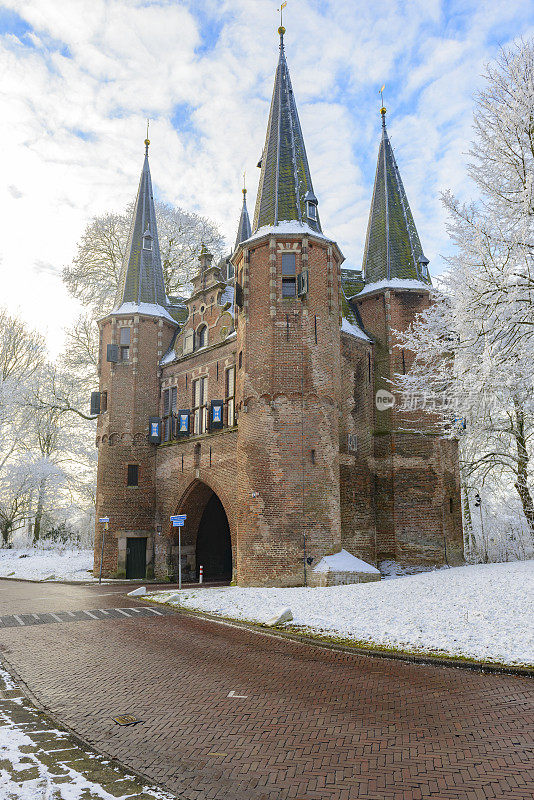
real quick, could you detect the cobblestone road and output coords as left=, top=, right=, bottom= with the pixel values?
left=0, top=579, right=532, bottom=800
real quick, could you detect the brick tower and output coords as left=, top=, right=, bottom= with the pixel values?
left=349, top=106, right=463, bottom=566
left=231, top=26, right=346, bottom=586
left=94, top=137, right=177, bottom=578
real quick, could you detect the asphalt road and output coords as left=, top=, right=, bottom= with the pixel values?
left=0, top=578, right=532, bottom=800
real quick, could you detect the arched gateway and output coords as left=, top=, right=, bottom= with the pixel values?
left=173, top=480, right=233, bottom=583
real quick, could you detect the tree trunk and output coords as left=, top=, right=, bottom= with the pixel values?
left=33, top=478, right=47, bottom=544
left=513, top=397, right=534, bottom=543
left=461, top=483, right=475, bottom=558
left=1, top=521, right=12, bottom=547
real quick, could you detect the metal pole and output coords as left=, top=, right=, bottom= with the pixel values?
left=178, top=526, right=182, bottom=590
left=99, top=522, right=107, bottom=584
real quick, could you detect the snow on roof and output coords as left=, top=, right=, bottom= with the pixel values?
left=244, top=220, right=330, bottom=244
left=313, top=549, right=380, bottom=574
left=221, top=284, right=234, bottom=309
left=351, top=279, right=432, bottom=299
left=160, top=349, right=177, bottom=366
left=341, top=317, right=372, bottom=342
left=112, top=302, right=177, bottom=324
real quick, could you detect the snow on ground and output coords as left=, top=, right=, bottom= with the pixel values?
left=0, top=548, right=94, bottom=582
left=147, top=560, right=534, bottom=667
left=0, top=667, right=174, bottom=800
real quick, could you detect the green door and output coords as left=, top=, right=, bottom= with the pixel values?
left=126, top=537, right=147, bottom=579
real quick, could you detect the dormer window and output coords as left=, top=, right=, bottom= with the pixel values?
left=304, top=190, right=318, bottom=222
left=143, top=226, right=153, bottom=250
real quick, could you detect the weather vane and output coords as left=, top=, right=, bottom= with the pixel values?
left=379, top=84, right=386, bottom=111
left=145, top=118, right=150, bottom=154
left=243, top=170, right=247, bottom=194
left=278, top=1, right=287, bottom=28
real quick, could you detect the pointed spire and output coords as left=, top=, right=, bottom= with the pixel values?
left=234, top=177, right=252, bottom=249
left=253, top=26, right=321, bottom=233
left=114, top=138, right=168, bottom=309
left=362, top=107, right=431, bottom=285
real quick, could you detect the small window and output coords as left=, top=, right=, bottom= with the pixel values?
left=127, top=464, right=139, bottom=486
left=196, top=325, right=207, bottom=350
left=143, top=236, right=152, bottom=250
left=238, top=351, right=242, bottom=368
left=307, top=202, right=317, bottom=220
left=281, top=253, right=296, bottom=297
left=101, top=391, right=108, bottom=413
left=119, top=327, right=130, bottom=361
left=449, top=498, right=453, bottom=513
left=226, top=366, right=236, bottom=427
left=193, top=376, right=208, bottom=435
left=281, top=253, right=296, bottom=275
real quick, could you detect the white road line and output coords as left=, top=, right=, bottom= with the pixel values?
left=100, top=609, right=109, bottom=615
left=50, top=613, right=63, bottom=622
left=66, top=611, right=77, bottom=617
left=83, top=610, right=99, bottom=619
left=130, top=608, right=142, bottom=613
left=13, top=615, right=25, bottom=626
left=114, top=609, right=132, bottom=617
left=227, top=691, right=248, bottom=698
left=32, top=614, right=40, bottom=620
left=144, top=608, right=163, bottom=615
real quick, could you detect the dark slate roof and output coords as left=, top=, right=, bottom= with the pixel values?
left=253, top=28, right=322, bottom=233
left=114, top=142, right=168, bottom=308
left=341, top=268, right=365, bottom=297
left=362, top=110, right=431, bottom=285
left=234, top=189, right=252, bottom=249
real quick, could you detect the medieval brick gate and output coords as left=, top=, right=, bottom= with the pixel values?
left=168, top=479, right=234, bottom=583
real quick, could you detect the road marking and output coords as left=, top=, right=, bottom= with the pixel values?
left=227, top=691, right=248, bottom=698
left=32, top=614, right=40, bottom=620
left=83, top=610, right=99, bottom=619
left=50, top=613, right=63, bottom=622
left=66, top=611, right=77, bottom=617
left=144, top=608, right=163, bottom=615
left=114, top=609, right=132, bottom=617
left=100, top=609, right=109, bottom=615
left=13, top=615, right=25, bottom=626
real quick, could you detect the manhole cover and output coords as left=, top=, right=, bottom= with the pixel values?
left=112, top=715, right=142, bottom=726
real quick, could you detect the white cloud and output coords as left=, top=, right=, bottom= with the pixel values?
left=1, top=0, right=532, bottom=355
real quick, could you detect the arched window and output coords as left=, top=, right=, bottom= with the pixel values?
left=196, top=324, right=207, bottom=350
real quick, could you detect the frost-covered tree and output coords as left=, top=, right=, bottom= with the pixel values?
left=61, top=202, right=224, bottom=381
left=395, top=39, right=534, bottom=557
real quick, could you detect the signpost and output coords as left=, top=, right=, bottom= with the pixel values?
left=170, top=514, right=187, bottom=589
left=98, top=518, right=109, bottom=584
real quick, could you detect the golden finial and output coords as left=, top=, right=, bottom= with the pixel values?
left=144, top=118, right=150, bottom=153
left=243, top=170, right=247, bottom=195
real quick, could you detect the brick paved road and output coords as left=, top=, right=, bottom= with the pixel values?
left=0, top=579, right=532, bottom=800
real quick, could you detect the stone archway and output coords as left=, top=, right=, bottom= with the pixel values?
left=174, top=480, right=232, bottom=583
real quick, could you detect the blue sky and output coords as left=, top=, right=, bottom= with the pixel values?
left=1, top=0, right=533, bottom=355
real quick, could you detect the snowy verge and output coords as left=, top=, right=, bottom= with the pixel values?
left=146, top=560, right=534, bottom=667
left=0, top=548, right=94, bottom=582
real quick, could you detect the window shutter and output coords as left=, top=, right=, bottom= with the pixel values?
left=107, top=344, right=119, bottom=362
left=148, top=417, right=162, bottom=444
left=90, top=392, right=101, bottom=416
left=177, top=410, right=190, bottom=435
left=297, top=270, right=309, bottom=297
left=210, top=400, right=224, bottom=430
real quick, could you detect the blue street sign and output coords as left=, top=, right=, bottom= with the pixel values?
left=99, top=517, right=110, bottom=523
left=170, top=514, right=187, bottom=527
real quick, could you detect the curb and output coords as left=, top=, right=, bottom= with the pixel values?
left=0, top=656, right=179, bottom=799
left=147, top=602, right=534, bottom=678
